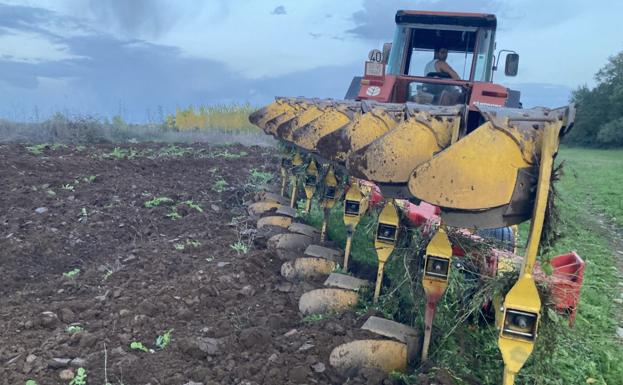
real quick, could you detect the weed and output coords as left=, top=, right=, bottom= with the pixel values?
left=248, top=168, right=273, bottom=186
left=82, top=175, right=97, bottom=183
left=155, top=329, right=174, bottom=350
left=174, top=243, right=185, bottom=251
left=63, top=268, right=80, bottom=279
left=25, top=380, right=38, bottom=385
left=186, top=239, right=201, bottom=248
left=26, top=144, right=47, bottom=155
left=144, top=196, right=174, bottom=208
left=166, top=208, right=182, bottom=220
left=130, top=341, right=150, bottom=353
left=62, top=184, right=75, bottom=192
left=108, top=147, right=138, bottom=160
left=181, top=200, right=203, bottom=213
left=51, top=143, right=67, bottom=151
left=46, top=189, right=56, bottom=197
left=66, top=325, right=84, bottom=334
left=213, top=178, right=228, bottom=192
left=230, top=241, right=249, bottom=255
left=69, top=367, right=87, bottom=385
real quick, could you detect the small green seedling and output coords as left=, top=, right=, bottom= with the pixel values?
left=26, top=144, right=48, bottom=155
left=186, top=239, right=201, bottom=248
left=144, top=196, right=174, bottom=208
left=69, top=367, right=87, bottom=385
left=249, top=168, right=273, bottom=185
left=25, top=380, right=38, bottom=385
left=155, top=329, right=174, bottom=350
left=62, top=184, right=75, bottom=192
left=83, top=175, right=97, bottom=183
left=230, top=241, right=249, bottom=255
left=213, top=178, right=228, bottom=192
left=63, top=268, right=80, bottom=279
left=130, top=341, right=150, bottom=353
left=174, top=243, right=185, bottom=251
left=66, top=325, right=84, bottom=334
left=166, top=209, right=182, bottom=220
left=181, top=200, right=203, bottom=213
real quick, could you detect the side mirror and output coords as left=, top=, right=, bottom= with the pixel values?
left=505, top=53, right=519, bottom=76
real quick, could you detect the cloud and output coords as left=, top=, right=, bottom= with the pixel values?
left=271, top=5, right=286, bottom=16
left=86, top=0, right=185, bottom=39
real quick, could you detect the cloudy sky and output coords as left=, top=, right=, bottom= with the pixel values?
left=0, top=0, right=621, bottom=122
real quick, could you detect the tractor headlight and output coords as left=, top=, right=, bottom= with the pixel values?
left=424, top=256, right=450, bottom=280
left=502, top=309, right=538, bottom=341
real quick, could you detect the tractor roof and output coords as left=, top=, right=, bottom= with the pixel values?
left=396, top=10, right=497, bottom=29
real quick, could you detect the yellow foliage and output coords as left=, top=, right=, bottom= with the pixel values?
left=165, top=104, right=260, bottom=133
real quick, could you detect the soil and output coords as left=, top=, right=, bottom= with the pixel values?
left=0, top=143, right=411, bottom=385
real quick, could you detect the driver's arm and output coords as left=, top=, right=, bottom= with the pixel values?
left=436, top=61, right=460, bottom=80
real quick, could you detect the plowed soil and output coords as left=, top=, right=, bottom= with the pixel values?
left=0, top=144, right=407, bottom=385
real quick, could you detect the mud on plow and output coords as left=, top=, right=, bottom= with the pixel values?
left=245, top=96, right=584, bottom=384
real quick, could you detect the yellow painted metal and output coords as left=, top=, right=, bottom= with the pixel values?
left=280, top=104, right=326, bottom=142
left=298, top=288, right=359, bottom=315
left=320, top=165, right=339, bottom=243
left=289, top=152, right=304, bottom=208
left=421, top=227, right=453, bottom=360
left=343, top=180, right=367, bottom=227
left=373, top=200, right=400, bottom=304
left=347, top=114, right=455, bottom=184
left=498, top=121, right=561, bottom=385
left=342, top=180, right=369, bottom=271
left=322, top=166, right=339, bottom=209
left=409, top=121, right=532, bottom=210
left=249, top=98, right=296, bottom=130
left=331, top=107, right=402, bottom=162
left=304, top=159, right=319, bottom=213
left=248, top=201, right=283, bottom=216
left=293, top=106, right=354, bottom=151
left=257, top=215, right=293, bottom=229
left=329, top=340, right=408, bottom=374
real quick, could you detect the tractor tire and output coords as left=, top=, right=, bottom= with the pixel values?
left=475, top=227, right=515, bottom=252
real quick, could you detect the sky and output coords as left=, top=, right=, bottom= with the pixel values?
left=0, top=0, right=621, bottom=122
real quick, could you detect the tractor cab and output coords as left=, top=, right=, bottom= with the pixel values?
left=354, top=10, right=521, bottom=113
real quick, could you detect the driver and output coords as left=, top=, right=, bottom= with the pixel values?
left=424, top=46, right=460, bottom=80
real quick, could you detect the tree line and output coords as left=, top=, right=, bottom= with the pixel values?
left=564, top=50, right=623, bottom=147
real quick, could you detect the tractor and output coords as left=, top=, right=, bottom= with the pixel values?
left=248, top=10, right=584, bottom=385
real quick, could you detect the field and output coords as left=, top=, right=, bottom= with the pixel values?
left=0, top=141, right=621, bottom=385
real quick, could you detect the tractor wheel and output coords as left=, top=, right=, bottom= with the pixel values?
left=475, top=227, right=516, bottom=252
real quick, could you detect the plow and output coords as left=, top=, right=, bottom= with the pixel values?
left=246, top=10, right=584, bottom=385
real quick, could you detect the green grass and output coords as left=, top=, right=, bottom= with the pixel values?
left=558, top=146, right=623, bottom=227
left=295, top=147, right=623, bottom=384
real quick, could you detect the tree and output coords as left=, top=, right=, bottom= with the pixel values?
left=565, top=50, right=623, bottom=147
